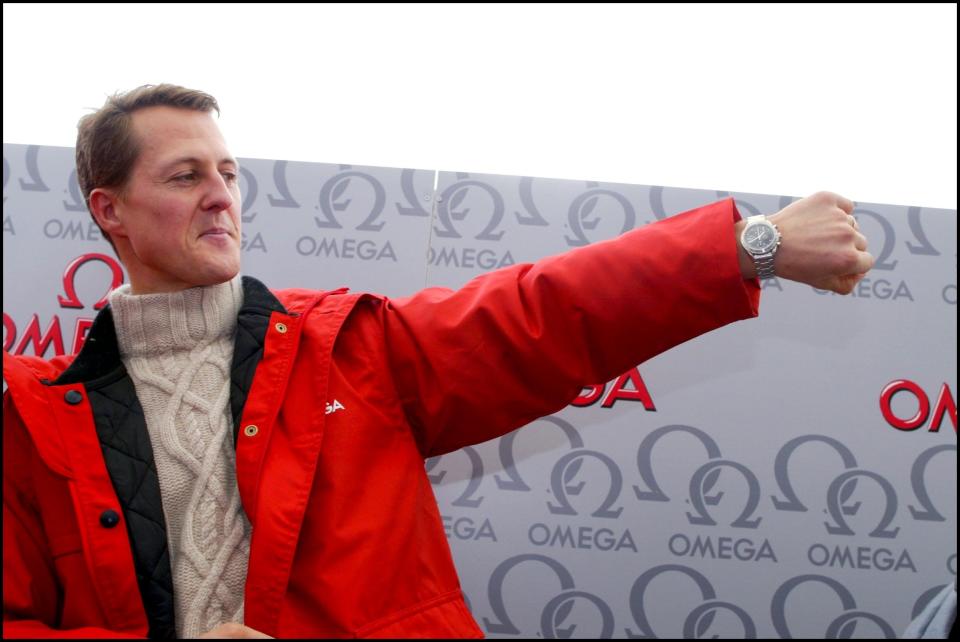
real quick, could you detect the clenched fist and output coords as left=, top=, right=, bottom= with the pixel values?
left=736, top=191, right=875, bottom=294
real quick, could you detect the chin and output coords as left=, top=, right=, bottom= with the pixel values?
left=210, top=269, right=241, bottom=285
left=194, top=263, right=241, bottom=287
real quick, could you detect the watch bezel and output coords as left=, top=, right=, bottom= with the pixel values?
left=740, top=217, right=781, bottom=256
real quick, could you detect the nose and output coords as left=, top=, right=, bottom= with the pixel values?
left=201, top=172, right=237, bottom=214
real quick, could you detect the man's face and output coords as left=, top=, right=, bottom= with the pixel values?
left=101, top=106, right=242, bottom=293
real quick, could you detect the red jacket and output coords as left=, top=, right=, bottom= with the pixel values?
left=3, top=198, right=760, bottom=638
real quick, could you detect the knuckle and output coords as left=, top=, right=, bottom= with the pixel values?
left=841, top=250, right=861, bottom=272
left=815, top=190, right=836, bottom=204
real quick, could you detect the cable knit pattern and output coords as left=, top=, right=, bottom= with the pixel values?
left=109, top=276, right=250, bottom=638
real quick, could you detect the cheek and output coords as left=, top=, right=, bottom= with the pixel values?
left=140, top=211, right=191, bottom=252
left=230, top=193, right=243, bottom=227
left=140, top=229, right=183, bottom=259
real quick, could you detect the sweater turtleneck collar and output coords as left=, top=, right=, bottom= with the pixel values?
left=108, top=276, right=243, bottom=359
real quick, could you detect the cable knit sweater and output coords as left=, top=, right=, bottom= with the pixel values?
left=108, top=276, right=251, bottom=638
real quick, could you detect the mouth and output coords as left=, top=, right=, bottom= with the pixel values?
left=200, top=228, right=232, bottom=239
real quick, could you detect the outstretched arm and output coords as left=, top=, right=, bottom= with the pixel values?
left=377, top=192, right=872, bottom=458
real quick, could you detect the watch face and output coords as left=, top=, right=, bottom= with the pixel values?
left=743, top=222, right=778, bottom=253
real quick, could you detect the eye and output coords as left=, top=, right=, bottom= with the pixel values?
left=173, top=172, right=197, bottom=183
left=221, top=171, right=238, bottom=183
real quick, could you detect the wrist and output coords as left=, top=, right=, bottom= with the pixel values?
left=735, top=219, right=758, bottom=279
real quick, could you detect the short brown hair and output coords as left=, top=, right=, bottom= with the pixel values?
left=75, top=84, right=220, bottom=248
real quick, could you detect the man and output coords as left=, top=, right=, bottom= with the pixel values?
left=3, top=84, right=873, bottom=639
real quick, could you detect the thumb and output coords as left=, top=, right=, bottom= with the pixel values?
left=833, top=193, right=856, bottom=215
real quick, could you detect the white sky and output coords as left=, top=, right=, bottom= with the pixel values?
left=3, top=3, right=957, bottom=210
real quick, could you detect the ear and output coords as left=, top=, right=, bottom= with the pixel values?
left=89, top=188, right=127, bottom=239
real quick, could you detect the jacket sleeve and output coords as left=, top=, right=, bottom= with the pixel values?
left=378, top=197, right=761, bottom=458
left=3, top=393, right=142, bottom=639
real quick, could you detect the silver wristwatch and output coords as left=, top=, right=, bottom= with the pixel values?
left=739, top=215, right=781, bottom=280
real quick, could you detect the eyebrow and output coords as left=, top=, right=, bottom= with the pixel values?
left=158, top=156, right=239, bottom=173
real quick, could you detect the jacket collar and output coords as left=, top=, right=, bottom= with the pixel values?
left=52, top=276, right=287, bottom=386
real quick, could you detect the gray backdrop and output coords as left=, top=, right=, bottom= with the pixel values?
left=3, top=143, right=956, bottom=638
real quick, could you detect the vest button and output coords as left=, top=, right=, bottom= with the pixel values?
left=244, top=425, right=259, bottom=437
left=64, top=390, right=83, bottom=405
left=100, top=509, right=120, bottom=528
